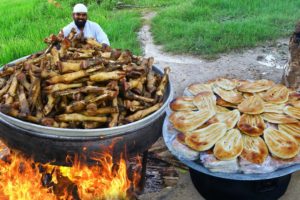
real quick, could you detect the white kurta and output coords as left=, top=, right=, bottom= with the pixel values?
left=63, top=20, right=110, bottom=45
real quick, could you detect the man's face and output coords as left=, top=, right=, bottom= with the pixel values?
left=73, top=12, right=87, bottom=28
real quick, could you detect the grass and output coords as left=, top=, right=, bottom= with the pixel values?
left=2, top=0, right=300, bottom=66
left=0, top=0, right=141, bottom=66
left=150, top=0, right=300, bottom=55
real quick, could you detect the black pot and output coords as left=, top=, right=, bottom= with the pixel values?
left=189, top=168, right=291, bottom=200
left=0, top=63, right=173, bottom=165
left=0, top=114, right=165, bottom=165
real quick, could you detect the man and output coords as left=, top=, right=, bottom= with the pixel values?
left=60, top=3, right=110, bottom=46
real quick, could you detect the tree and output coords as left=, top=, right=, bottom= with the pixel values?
left=282, top=22, right=300, bottom=91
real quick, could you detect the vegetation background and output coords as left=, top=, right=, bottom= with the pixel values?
left=1, top=0, right=300, bottom=66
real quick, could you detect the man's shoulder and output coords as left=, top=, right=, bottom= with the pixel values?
left=86, top=20, right=101, bottom=28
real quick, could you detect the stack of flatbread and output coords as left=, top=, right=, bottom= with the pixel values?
left=169, top=78, right=300, bottom=167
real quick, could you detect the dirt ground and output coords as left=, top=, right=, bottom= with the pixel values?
left=137, top=12, right=300, bottom=200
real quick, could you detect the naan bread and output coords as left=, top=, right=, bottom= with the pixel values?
left=169, top=110, right=215, bottom=132
left=176, top=132, right=187, bottom=144
left=241, top=135, right=268, bottom=164
left=187, top=83, right=212, bottom=95
left=215, top=78, right=237, bottom=90
left=215, top=109, right=240, bottom=129
left=185, top=123, right=227, bottom=151
left=262, top=84, right=289, bottom=104
left=216, top=96, right=237, bottom=108
left=193, top=91, right=216, bottom=112
left=216, top=105, right=230, bottom=113
left=197, top=116, right=219, bottom=129
left=213, top=86, right=243, bottom=104
left=213, top=129, right=243, bottom=160
left=279, top=123, right=300, bottom=144
left=263, top=102, right=284, bottom=113
left=170, top=96, right=197, bottom=111
left=237, top=79, right=274, bottom=93
left=264, top=127, right=299, bottom=159
left=243, top=92, right=254, bottom=99
left=261, top=113, right=298, bottom=124
left=238, top=95, right=264, bottom=114
left=284, top=106, right=300, bottom=120
left=237, top=114, right=266, bottom=136
left=287, top=92, right=300, bottom=108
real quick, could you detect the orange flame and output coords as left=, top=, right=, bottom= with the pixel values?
left=0, top=152, right=57, bottom=200
left=0, top=143, right=142, bottom=200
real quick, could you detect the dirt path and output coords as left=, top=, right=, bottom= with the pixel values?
left=137, top=12, right=298, bottom=200
left=138, top=12, right=288, bottom=97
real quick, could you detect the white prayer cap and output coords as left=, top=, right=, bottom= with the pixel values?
left=73, top=3, right=88, bottom=13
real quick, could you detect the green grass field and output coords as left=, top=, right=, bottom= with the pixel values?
left=0, top=0, right=141, bottom=66
left=150, top=0, right=300, bottom=55
left=1, top=0, right=300, bottom=65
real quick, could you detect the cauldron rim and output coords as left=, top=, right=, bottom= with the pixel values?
left=0, top=56, right=173, bottom=138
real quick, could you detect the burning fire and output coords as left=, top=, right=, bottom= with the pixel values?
left=0, top=142, right=141, bottom=200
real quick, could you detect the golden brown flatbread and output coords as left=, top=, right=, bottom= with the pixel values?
left=261, top=113, right=298, bottom=124
left=215, top=78, right=237, bottom=90
left=197, top=116, right=219, bottom=129
left=169, top=110, right=215, bottom=133
left=237, top=79, right=274, bottom=93
left=215, top=109, right=240, bottom=129
left=287, top=92, right=300, bottom=108
left=213, top=86, right=243, bottom=104
left=185, top=123, right=227, bottom=151
left=284, top=105, right=300, bottom=120
left=264, top=127, right=299, bottom=159
left=216, top=96, right=237, bottom=108
left=241, top=134, right=268, bottom=164
left=216, top=105, right=230, bottom=113
left=187, top=83, right=212, bottom=95
left=213, top=129, right=243, bottom=160
left=262, top=84, right=289, bottom=104
left=237, top=95, right=264, bottom=114
left=243, top=92, right=254, bottom=99
left=176, top=132, right=187, bottom=144
left=237, top=114, right=266, bottom=137
left=193, top=91, right=216, bottom=112
left=169, top=96, right=197, bottom=111
left=263, top=102, right=284, bottom=113
left=279, top=123, right=300, bottom=144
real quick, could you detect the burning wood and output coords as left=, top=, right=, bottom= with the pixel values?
left=0, top=31, right=169, bottom=129
left=0, top=141, right=142, bottom=200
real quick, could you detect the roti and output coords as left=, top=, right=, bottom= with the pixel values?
left=185, top=123, right=227, bottom=151
left=170, top=96, right=197, bottom=111
left=262, top=84, right=289, bottom=104
left=238, top=95, right=264, bottom=114
left=264, top=127, right=299, bottom=159
left=237, top=114, right=266, bottom=136
left=213, top=129, right=243, bottom=160
left=241, top=134, right=268, bottom=164
left=237, top=79, right=274, bottom=93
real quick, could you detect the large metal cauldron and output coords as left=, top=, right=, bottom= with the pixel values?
left=0, top=58, right=173, bottom=164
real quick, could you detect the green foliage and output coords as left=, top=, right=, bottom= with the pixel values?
left=0, top=0, right=141, bottom=66
left=151, top=0, right=300, bottom=55
left=2, top=0, right=300, bottom=66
